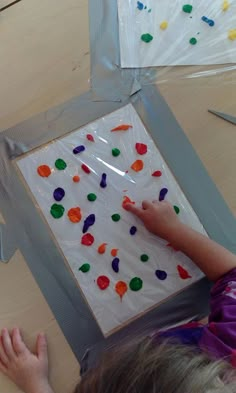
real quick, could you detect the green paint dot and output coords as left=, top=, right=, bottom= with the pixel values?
left=140, top=254, right=149, bottom=262
left=129, top=277, right=143, bottom=291
left=55, top=158, right=67, bottom=170
left=182, top=4, right=193, bottom=13
left=112, top=148, right=121, bottom=157
left=141, top=33, right=153, bottom=43
left=50, top=203, right=65, bottom=219
left=148, top=8, right=152, bottom=12
left=189, top=37, right=197, bottom=45
left=87, top=193, right=97, bottom=202
left=174, top=205, right=180, bottom=214
left=79, top=263, right=90, bottom=273
left=111, top=213, right=121, bottom=222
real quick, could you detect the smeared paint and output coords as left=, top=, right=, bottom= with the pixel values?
left=201, top=16, right=215, bottom=27
left=122, top=196, right=135, bottom=210
left=131, top=159, right=144, bottom=172
left=97, top=275, right=110, bottom=290
left=173, top=205, right=180, bottom=214
left=160, top=21, right=168, bottom=30
left=111, top=248, right=118, bottom=257
left=112, top=148, right=121, bottom=157
left=79, top=263, right=90, bottom=273
left=86, top=134, right=94, bottom=142
left=182, top=4, right=193, bottom=13
left=141, top=33, right=153, bottom=43
left=81, top=164, right=91, bottom=174
left=177, top=265, right=192, bottom=279
left=53, top=187, right=65, bottom=202
left=55, top=158, right=67, bottom=170
left=100, top=173, right=107, bottom=188
left=129, top=277, right=143, bottom=291
left=140, top=254, right=149, bottom=262
left=73, top=175, right=80, bottom=183
left=189, top=37, right=197, bottom=45
left=115, top=281, right=128, bottom=300
left=111, top=124, right=132, bottom=132
left=135, top=143, right=147, bottom=155
left=130, top=226, right=137, bottom=235
left=152, top=170, right=162, bottom=177
left=87, top=193, right=97, bottom=202
left=228, top=29, right=236, bottom=40
left=73, top=145, right=85, bottom=154
left=83, top=214, right=95, bottom=233
left=155, top=270, right=167, bottom=280
left=159, top=187, right=168, bottom=201
left=50, top=204, right=65, bottom=219
left=81, top=233, right=94, bottom=246
left=222, top=1, right=230, bottom=11
left=112, top=258, right=120, bottom=273
left=111, top=213, right=121, bottom=222
left=98, top=243, right=107, bottom=254
left=37, top=165, right=51, bottom=177
left=67, top=207, right=82, bottom=223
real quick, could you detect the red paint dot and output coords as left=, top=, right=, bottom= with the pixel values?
left=86, top=134, right=94, bottom=142
left=135, top=143, right=147, bottom=155
left=81, top=233, right=94, bottom=246
left=177, top=265, right=192, bottom=279
left=131, top=159, right=144, bottom=172
left=81, top=164, right=91, bottom=174
left=97, top=275, right=110, bottom=290
left=73, top=175, right=80, bottom=183
left=152, top=170, right=162, bottom=177
left=122, top=196, right=135, bottom=210
left=37, top=165, right=51, bottom=177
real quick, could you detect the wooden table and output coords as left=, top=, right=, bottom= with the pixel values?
left=0, top=1, right=235, bottom=392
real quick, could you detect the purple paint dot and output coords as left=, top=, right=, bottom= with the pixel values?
left=130, top=226, right=137, bottom=235
left=83, top=214, right=96, bottom=233
left=155, top=270, right=167, bottom=280
left=53, top=187, right=65, bottom=202
left=73, top=145, right=85, bottom=154
left=112, top=258, right=120, bottom=273
left=159, top=188, right=168, bottom=201
left=100, top=173, right=107, bottom=188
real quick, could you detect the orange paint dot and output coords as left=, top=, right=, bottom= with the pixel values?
left=111, top=124, right=133, bottom=132
left=122, top=196, right=135, bottom=210
left=37, top=165, right=51, bottom=178
left=111, top=248, right=119, bottom=257
left=98, top=243, right=107, bottom=254
left=67, top=207, right=82, bottom=223
left=73, top=175, right=80, bottom=183
left=131, top=159, right=144, bottom=172
left=115, top=281, right=128, bottom=300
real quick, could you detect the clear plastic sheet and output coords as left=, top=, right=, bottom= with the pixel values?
left=17, top=103, right=206, bottom=336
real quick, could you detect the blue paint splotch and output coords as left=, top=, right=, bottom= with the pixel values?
left=155, top=270, right=167, bottom=280
left=112, top=258, right=120, bottom=273
left=130, top=226, right=137, bottom=235
left=201, top=16, right=215, bottom=27
left=137, top=1, right=144, bottom=10
left=83, top=214, right=96, bottom=233
left=100, top=173, right=107, bottom=188
left=159, top=187, right=168, bottom=201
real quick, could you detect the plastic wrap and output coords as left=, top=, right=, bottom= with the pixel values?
left=17, top=103, right=206, bottom=336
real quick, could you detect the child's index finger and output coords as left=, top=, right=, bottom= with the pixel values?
left=125, top=203, right=144, bottom=219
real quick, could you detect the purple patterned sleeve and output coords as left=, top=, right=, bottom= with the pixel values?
left=200, top=268, right=236, bottom=366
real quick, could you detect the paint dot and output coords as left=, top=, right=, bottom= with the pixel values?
left=98, top=243, right=107, bottom=254
left=160, top=21, right=168, bottom=30
left=131, top=159, right=144, bottom=172
left=182, top=4, right=193, bottom=13
left=37, top=165, right=51, bottom=177
left=189, top=37, right=197, bottom=45
left=228, top=29, right=236, bottom=40
left=208, top=19, right=215, bottom=27
left=141, top=33, right=153, bottom=43
left=79, top=263, right=90, bottom=273
left=87, top=193, right=97, bottom=202
left=111, top=213, right=121, bottom=222
left=155, top=270, right=167, bottom=280
left=135, top=143, right=147, bottom=155
left=111, top=248, right=118, bottom=257
left=55, top=158, right=67, bottom=170
left=129, top=277, right=143, bottom=291
left=81, top=233, right=94, bottom=246
left=53, top=187, right=65, bottom=202
left=86, top=134, right=94, bottom=142
left=130, top=226, right=137, bottom=235
left=177, top=265, right=192, bottom=279
left=100, top=173, right=107, bottom=188
left=112, top=258, right=120, bottom=273
left=111, top=124, right=132, bottom=132
left=97, top=275, right=110, bottom=290
left=81, top=163, right=91, bottom=174
left=83, top=214, right=95, bottom=233
left=159, top=188, right=168, bottom=201
left=50, top=204, right=65, bottom=219
left=137, top=1, right=144, bottom=10
left=140, top=254, right=149, bottom=262
left=67, top=207, right=82, bottom=223
left=222, top=1, right=230, bottom=11
left=112, top=148, right=121, bottom=157
left=122, top=196, right=135, bottom=210
left=73, top=145, right=85, bottom=154
left=152, top=170, right=162, bottom=177
left=73, top=175, right=80, bottom=183
left=174, top=205, right=180, bottom=214
left=115, top=281, right=128, bottom=300
left=148, top=8, right=151, bottom=12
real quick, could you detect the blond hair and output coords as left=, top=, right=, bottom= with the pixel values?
left=75, top=337, right=236, bottom=393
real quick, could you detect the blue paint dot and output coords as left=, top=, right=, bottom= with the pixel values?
left=208, top=19, right=215, bottom=27
left=53, top=187, right=65, bottom=202
left=112, top=258, right=120, bottom=273
left=73, top=145, right=85, bottom=154
left=155, top=270, right=167, bottom=280
left=100, top=173, right=107, bottom=188
left=130, top=226, right=137, bottom=235
left=159, top=188, right=168, bottom=202
left=137, top=1, right=144, bottom=10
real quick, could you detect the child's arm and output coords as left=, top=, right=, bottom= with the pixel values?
left=126, top=200, right=236, bottom=282
left=0, top=328, right=55, bottom=393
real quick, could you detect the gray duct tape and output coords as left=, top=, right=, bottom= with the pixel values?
left=0, top=86, right=235, bottom=367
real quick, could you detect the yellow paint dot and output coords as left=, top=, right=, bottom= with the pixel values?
left=222, top=0, right=230, bottom=11
left=160, top=21, right=168, bottom=30
left=228, top=29, right=236, bottom=40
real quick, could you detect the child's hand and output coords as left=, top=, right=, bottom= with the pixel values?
left=125, top=200, right=181, bottom=241
left=0, top=328, right=51, bottom=393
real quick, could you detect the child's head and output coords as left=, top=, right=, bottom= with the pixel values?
left=75, top=337, right=236, bottom=393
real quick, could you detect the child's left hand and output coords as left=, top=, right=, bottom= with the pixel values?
left=0, top=327, right=51, bottom=393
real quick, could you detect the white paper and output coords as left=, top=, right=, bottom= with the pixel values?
left=118, top=0, right=236, bottom=67
left=17, top=104, right=206, bottom=335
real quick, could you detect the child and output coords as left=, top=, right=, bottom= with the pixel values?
left=0, top=200, right=236, bottom=393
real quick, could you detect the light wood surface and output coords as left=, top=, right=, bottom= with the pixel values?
left=0, top=0, right=235, bottom=392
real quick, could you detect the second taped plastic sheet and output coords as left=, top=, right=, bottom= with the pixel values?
left=17, top=104, right=206, bottom=336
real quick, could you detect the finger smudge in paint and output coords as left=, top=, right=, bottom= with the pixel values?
left=111, top=248, right=119, bottom=257
left=130, top=226, right=137, bottom=235
left=129, top=277, right=143, bottom=291
left=81, top=163, right=91, bottom=174
left=68, top=207, right=82, bottom=223
left=177, top=265, right=192, bottom=279
left=50, top=204, right=65, bottom=219
left=97, top=275, right=110, bottom=290
left=152, top=170, right=162, bottom=177
left=122, top=196, right=135, bottom=210
left=111, top=213, right=121, bottom=222
left=86, top=134, right=94, bottom=142
left=79, top=263, right=90, bottom=273
left=87, top=193, right=97, bottom=201
left=55, top=158, right=67, bottom=170
left=98, top=243, right=107, bottom=254
left=37, top=165, right=51, bottom=177
left=112, top=258, right=120, bottom=273
left=83, top=214, right=95, bottom=233
left=141, top=33, right=153, bottom=43
left=115, top=281, right=128, bottom=300
left=81, top=233, right=94, bottom=246
left=135, top=143, right=147, bottom=155
left=100, top=173, right=107, bottom=188
left=222, top=0, right=230, bottom=11
left=73, top=175, right=80, bottom=183
left=111, top=124, right=132, bottom=132
left=53, top=187, right=65, bottom=202
left=131, top=159, right=144, bottom=172
left=155, top=270, right=167, bottom=280
left=73, top=145, right=85, bottom=154
left=159, top=188, right=168, bottom=201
